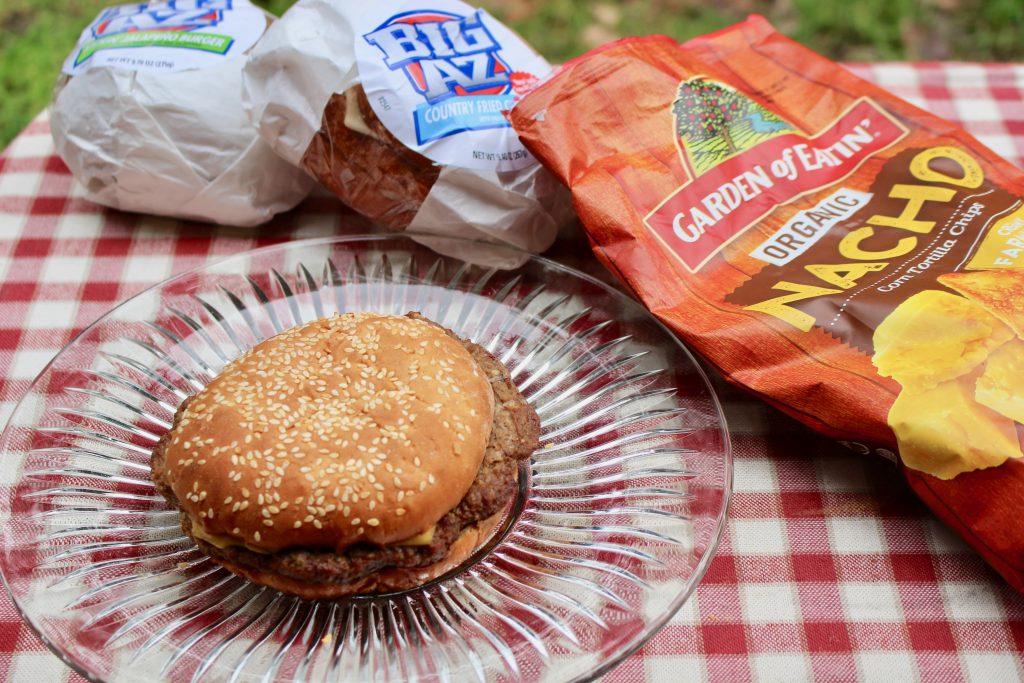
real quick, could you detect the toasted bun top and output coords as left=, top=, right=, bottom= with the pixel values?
left=161, top=313, right=495, bottom=553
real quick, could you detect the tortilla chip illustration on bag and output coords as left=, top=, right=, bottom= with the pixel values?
left=509, top=17, right=1024, bottom=589
left=940, top=268, right=1024, bottom=337
left=871, top=289, right=1013, bottom=392
left=976, top=340, right=1024, bottom=424
left=886, top=374, right=1021, bottom=480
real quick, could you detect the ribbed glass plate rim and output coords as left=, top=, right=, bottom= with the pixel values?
left=0, top=233, right=733, bottom=683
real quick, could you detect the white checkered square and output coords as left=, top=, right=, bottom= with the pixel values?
left=861, top=63, right=919, bottom=87
left=3, top=132, right=52, bottom=158
left=121, top=255, right=174, bottom=283
left=839, top=581, right=902, bottom=622
left=900, top=93, right=929, bottom=110
left=826, top=517, right=887, bottom=554
left=0, top=400, right=17, bottom=434
left=730, top=518, right=789, bottom=555
left=9, top=349, right=57, bottom=380
left=739, top=582, right=801, bottom=623
left=674, top=591, right=700, bottom=623
left=41, top=256, right=92, bottom=284
left=54, top=212, right=104, bottom=240
left=856, top=651, right=918, bottom=682
left=974, top=133, right=1016, bottom=160
left=9, top=651, right=73, bottom=683
left=647, top=655, right=706, bottom=682
left=734, top=457, right=778, bottom=493
left=25, top=299, right=77, bottom=329
left=751, top=653, right=812, bottom=682
left=0, top=214, right=27, bottom=240
left=0, top=172, right=42, bottom=197
left=1, top=392, right=44, bottom=431
left=945, top=63, right=990, bottom=87
left=954, top=97, right=1002, bottom=122
left=940, top=582, right=1006, bottom=621
left=963, top=653, right=1023, bottom=681
left=109, top=288, right=159, bottom=322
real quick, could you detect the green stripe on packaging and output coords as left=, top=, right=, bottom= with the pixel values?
left=74, top=31, right=233, bottom=65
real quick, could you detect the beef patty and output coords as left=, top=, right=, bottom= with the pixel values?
left=151, top=319, right=538, bottom=588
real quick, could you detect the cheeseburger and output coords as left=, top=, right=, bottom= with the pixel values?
left=301, top=86, right=441, bottom=231
left=151, top=312, right=539, bottom=598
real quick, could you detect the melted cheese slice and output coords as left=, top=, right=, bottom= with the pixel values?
left=190, top=521, right=436, bottom=551
left=344, top=88, right=378, bottom=139
left=395, top=525, right=435, bottom=546
left=191, top=524, right=269, bottom=554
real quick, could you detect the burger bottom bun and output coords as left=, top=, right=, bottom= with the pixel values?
left=203, top=511, right=504, bottom=600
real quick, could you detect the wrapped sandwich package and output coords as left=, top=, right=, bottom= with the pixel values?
left=510, top=17, right=1024, bottom=589
left=51, top=1, right=313, bottom=227
left=242, top=0, right=571, bottom=256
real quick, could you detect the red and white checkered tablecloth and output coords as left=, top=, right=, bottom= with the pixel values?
left=1, top=63, right=1024, bottom=682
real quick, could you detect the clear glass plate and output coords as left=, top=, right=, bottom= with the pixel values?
left=0, top=235, right=731, bottom=683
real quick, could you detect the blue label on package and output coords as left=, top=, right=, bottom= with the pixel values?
left=354, top=0, right=550, bottom=171
left=413, top=94, right=515, bottom=144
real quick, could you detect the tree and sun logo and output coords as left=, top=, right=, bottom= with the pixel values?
left=672, top=76, right=798, bottom=176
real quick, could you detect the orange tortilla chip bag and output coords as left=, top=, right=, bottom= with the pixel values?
left=509, top=17, right=1024, bottom=589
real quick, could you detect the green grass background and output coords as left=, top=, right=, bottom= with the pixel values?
left=1, top=0, right=1022, bottom=148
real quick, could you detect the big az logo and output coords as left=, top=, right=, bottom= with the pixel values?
left=363, top=10, right=511, bottom=105
left=91, top=0, right=229, bottom=38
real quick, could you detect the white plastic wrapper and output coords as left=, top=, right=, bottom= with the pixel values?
left=242, top=0, right=573, bottom=256
left=51, top=1, right=313, bottom=227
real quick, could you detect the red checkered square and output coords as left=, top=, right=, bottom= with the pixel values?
left=701, top=623, right=748, bottom=655
left=804, top=622, right=853, bottom=653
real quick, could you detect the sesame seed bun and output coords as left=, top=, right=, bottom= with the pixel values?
left=160, top=313, right=496, bottom=554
